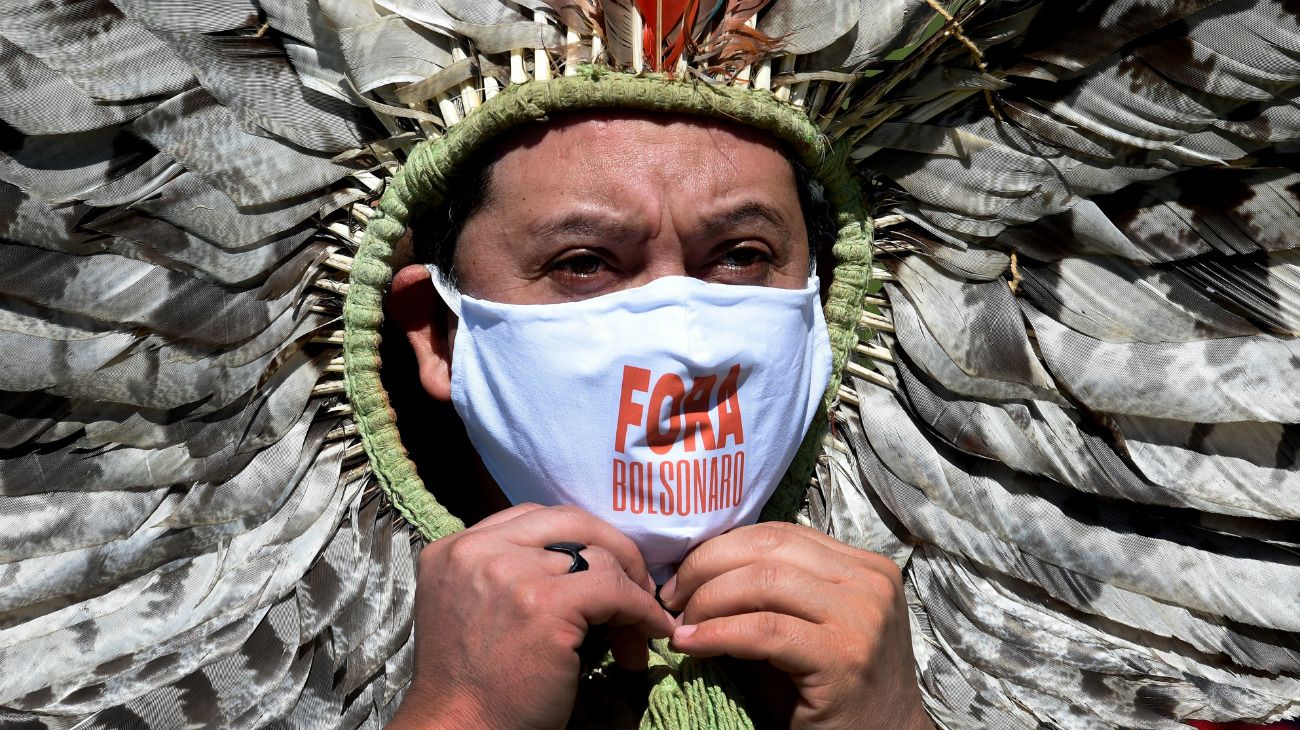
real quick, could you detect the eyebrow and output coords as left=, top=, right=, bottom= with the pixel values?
left=696, top=201, right=793, bottom=241
left=528, top=212, right=639, bottom=242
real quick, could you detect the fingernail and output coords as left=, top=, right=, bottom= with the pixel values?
left=673, top=624, right=697, bottom=641
left=659, top=576, right=677, bottom=603
left=662, top=610, right=677, bottom=631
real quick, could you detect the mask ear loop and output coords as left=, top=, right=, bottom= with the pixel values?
left=424, top=264, right=463, bottom=318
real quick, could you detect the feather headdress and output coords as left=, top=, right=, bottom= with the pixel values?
left=1, top=0, right=1299, bottom=727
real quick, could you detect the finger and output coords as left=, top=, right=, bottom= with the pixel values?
left=558, top=569, right=675, bottom=639
left=662, top=525, right=855, bottom=610
left=760, top=522, right=901, bottom=572
left=671, top=612, right=822, bottom=675
left=470, top=502, right=546, bottom=530
left=608, top=626, right=650, bottom=671
left=492, top=505, right=654, bottom=593
left=678, top=562, right=841, bottom=626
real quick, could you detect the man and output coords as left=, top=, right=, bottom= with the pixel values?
left=383, top=111, right=933, bottom=730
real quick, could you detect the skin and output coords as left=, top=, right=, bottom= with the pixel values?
left=386, top=112, right=933, bottom=730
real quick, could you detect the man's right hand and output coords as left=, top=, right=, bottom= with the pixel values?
left=386, top=503, right=674, bottom=730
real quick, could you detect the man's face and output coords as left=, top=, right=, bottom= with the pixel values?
left=451, top=112, right=813, bottom=304
left=389, top=112, right=816, bottom=407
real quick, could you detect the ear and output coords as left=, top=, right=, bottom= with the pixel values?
left=389, top=264, right=456, bottom=402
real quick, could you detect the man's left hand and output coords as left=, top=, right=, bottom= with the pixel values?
left=661, top=523, right=933, bottom=730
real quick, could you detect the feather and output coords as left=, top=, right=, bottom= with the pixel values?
left=0, top=318, right=138, bottom=394
left=0, top=36, right=157, bottom=135
left=0, top=184, right=96, bottom=253
left=1025, top=303, right=1300, bottom=423
left=161, top=408, right=327, bottom=528
left=598, top=0, right=643, bottom=67
left=856, top=380, right=1300, bottom=633
left=318, top=0, right=383, bottom=28
left=699, top=19, right=781, bottom=74
left=0, top=127, right=154, bottom=205
left=1106, top=168, right=1300, bottom=261
left=131, top=89, right=357, bottom=207
left=2, top=1, right=1298, bottom=727
left=1113, top=415, right=1300, bottom=522
left=432, top=19, right=565, bottom=55
left=890, top=256, right=1057, bottom=391
left=910, top=549, right=1300, bottom=727
left=0, top=488, right=170, bottom=565
left=337, top=15, right=456, bottom=93
left=258, top=0, right=324, bottom=42
left=0, top=441, right=349, bottom=706
left=90, top=216, right=319, bottom=286
left=1017, top=255, right=1262, bottom=343
left=0, top=0, right=194, bottom=102
left=0, top=392, right=65, bottom=449
left=635, top=0, right=699, bottom=70
left=541, top=0, right=598, bottom=34
left=1174, top=250, right=1300, bottom=336
left=156, top=33, right=376, bottom=155
left=433, top=0, right=529, bottom=24
left=338, top=521, right=415, bottom=697
left=226, top=623, right=318, bottom=727
left=297, top=497, right=381, bottom=644
left=110, top=0, right=260, bottom=33
left=892, top=352, right=1300, bottom=520
left=0, top=244, right=316, bottom=345
left=803, top=0, right=933, bottom=71
left=1010, top=0, right=1226, bottom=81
left=887, top=282, right=1065, bottom=404
left=849, top=382, right=1300, bottom=675
left=758, top=0, right=861, bottom=55
left=813, top=412, right=917, bottom=565
left=871, top=1, right=1300, bottom=244
left=132, top=172, right=365, bottom=250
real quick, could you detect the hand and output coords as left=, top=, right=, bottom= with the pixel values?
left=388, top=504, right=675, bottom=730
left=661, top=522, right=933, bottom=730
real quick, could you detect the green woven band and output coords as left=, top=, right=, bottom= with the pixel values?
left=343, top=69, right=873, bottom=540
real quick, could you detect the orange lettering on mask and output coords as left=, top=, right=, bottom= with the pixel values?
left=680, top=374, right=717, bottom=453
left=719, top=454, right=732, bottom=507
left=732, top=451, right=745, bottom=506
left=693, top=459, right=708, bottom=513
left=615, top=365, right=651, bottom=454
left=658, top=461, right=675, bottom=515
left=675, top=460, right=691, bottom=516
left=647, top=374, right=685, bottom=456
left=715, top=365, right=745, bottom=449
left=611, top=458, right=627, bottom=511
left=707, top=456, right=720, bottom=512
left=629, top=461, right=646, bottom=514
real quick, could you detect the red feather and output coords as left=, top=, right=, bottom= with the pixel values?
left=634, top=0, right=700, bottom=70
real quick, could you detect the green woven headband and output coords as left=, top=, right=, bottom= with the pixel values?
left=343, top=69, right=874, bottom=540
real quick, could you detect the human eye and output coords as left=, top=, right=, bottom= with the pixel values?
left=551, top=250, right=605, bottom=277
left=544, top=248, right=618, bottom=294
left=716, top=244, right=772, bottom=270
left=705, top=242, right=775, bottom=284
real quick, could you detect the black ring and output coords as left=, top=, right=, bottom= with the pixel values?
left=544, top=542, right=589, bottom=574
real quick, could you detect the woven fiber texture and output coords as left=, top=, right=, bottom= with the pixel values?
left=343, top=69, right=875, bottom=728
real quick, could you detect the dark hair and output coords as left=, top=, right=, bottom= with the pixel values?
left=409, top=153, right=839, bottom=278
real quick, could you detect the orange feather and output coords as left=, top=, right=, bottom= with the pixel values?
left=634, top=0, right=699, bottom=70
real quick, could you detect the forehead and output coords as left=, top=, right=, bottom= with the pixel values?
left=480, top=111, right=797, bottom=194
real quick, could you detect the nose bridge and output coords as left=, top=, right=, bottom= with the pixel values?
left=633, top=200, right=690, bottom=286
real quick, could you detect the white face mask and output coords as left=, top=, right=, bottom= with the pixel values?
left=429, top=267, right=832, bottom=582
